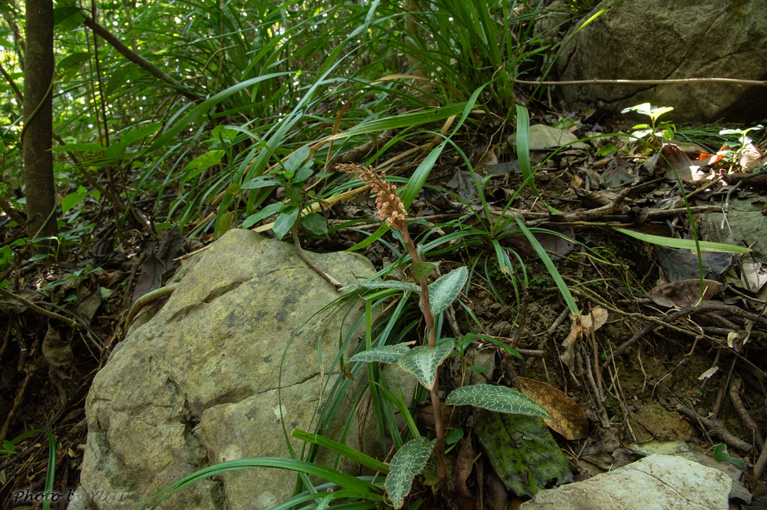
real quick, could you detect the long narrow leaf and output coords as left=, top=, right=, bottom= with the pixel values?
left=291, top=429, right=390, bottom=474
left=513, top=217, right=579, bottom=314
left=614, top=228, right=750, bottom=253
left=143, top=458, right=383, bottom=509
left=148, top=73, right=292, bottom=151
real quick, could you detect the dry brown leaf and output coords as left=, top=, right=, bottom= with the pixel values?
left=454, top=436, right=476, bottom=510
left=581, top=306, right=608, bottom=334
left=517, top=377, right=589, bottom=440
left=42, top=324, right=73, bottom=380
left=647, top=279, right=722, bottom=308
left=559, top=316, right=581, bottom=372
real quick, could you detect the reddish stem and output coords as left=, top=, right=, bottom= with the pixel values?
left=399, top=224, right=448, bottom=490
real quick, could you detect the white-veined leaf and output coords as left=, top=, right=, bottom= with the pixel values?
left=386, top=437, right=436, bottom=509
left=428, top=266, right=468, bottom=316
left=398, top=340, right=454, bottom=390
left=342, top=281, right=421, bottom=292
left=446, top=384, right=551, bottom=418
left=349, top=343, right=411, bottom=364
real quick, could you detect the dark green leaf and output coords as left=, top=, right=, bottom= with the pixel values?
left=301, top=213, right=327, bottom=235
left=242, top=203, right=281, bottom=229
left=412, top=262, right=436, bottom=280
left=241, top=176, right=281, bottom=189
left=398, top=340, right=454, bottom=390
left=428, top=266, right=468, bottom=316
left=446, top=385, right=550, bottom=417
left=272, top=206, right=298, bottom=240
left=476, top=412, right=571, bottom=497
left=349, top=343, right=411, bottom=364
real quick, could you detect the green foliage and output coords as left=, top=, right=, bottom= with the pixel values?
left=476, top=413, right=571, bottom=497
left=386, top=437, right=436, bottom=509
left=1, top=1, right=588, bottom=506
left=2, top=430, right=58, bottom=510
left=713, top=443, right=744, bottom=470
left=621, top=103, right=676, bottom=145
left=446, top=385, right=550, bottom=416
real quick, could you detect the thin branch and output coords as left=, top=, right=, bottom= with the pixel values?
left=291, top=228, right=343, bottom=292
left=0, top=286, right=79, bottom=329
left=516, top=77, right=767, bottom=87
left=78, top=11, right=201, bottom=102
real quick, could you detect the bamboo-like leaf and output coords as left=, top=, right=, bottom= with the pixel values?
left=515, top=105, right=538, bottom=195
left=428, top=266, right=468, bottom=316
left=385, top=437, right=436, bottom=509
left=614, top=228, right=750, bottom=253
left=446, top=384, right=551, bottom=418
left=291, top=429, right=390, bottom=474
left=349, top=343, right=411, bottom=364
left=147, top=73, right=292, bottom=152
left=512, top=217, right=579, bottom=315
left=398, top=340, right=454, bottom=390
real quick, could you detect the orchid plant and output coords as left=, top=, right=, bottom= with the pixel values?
left=337, top=163, right=551, bottom=507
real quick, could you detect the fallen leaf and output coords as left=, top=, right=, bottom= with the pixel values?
left=647, top=279, right=722, bottom=308
left=42, top=324, right=73, bottom=380
left=454, top=436, right=476, bottom=510
left=517, top=377, right=589, bottom=440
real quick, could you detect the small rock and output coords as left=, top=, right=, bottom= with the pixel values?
left=520, top=454, right=731, bottom=509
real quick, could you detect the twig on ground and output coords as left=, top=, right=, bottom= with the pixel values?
left=728, top=376, right=764, bottom=450
left=578, top=349, right=609, bottom=427
left=291, top=228, right=343, bottom=292
left=674, top=403, right=753, bottom=452
left=601, top=301, right=767, bottom=372
left=0, top=360, right=35, bottom=445
left=0, top=286, right=79, bottom=329
left=754, top=438, right=767, bottom=480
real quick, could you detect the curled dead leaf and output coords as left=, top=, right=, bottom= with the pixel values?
left=517, top=377, right=589, bottom=440
left=648, top=279, right=722, bottom=308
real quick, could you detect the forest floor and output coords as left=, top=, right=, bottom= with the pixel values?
left=2, top=106, right=767, bottom=509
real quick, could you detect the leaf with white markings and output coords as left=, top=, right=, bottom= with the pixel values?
left=349, top=343, right=411, bottom=364
left=386, top=437, right=436, bottom=509
left=341, top=281, right=421, bottom=292
left=428, top=266, right=467, bottom=316
left=446, top=384, right=551, bottom=418
left=398, top=340, right=454, bottom=390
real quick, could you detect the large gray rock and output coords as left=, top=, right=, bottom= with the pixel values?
left=555, top=0, right=767, bottom=122
left=69, top=229, right=377, bottom=510
left=520, top=454, right=731, bottom=509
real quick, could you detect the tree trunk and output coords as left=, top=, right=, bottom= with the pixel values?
left=23, top=0, right=57, bottom=243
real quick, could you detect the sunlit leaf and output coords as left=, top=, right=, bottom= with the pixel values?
left=614, top=228, right=750, bottom=253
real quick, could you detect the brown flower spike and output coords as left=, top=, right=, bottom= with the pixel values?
left=337, top=164, right=406, bottom=229
left=337, top=163, right=448, bottom=491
